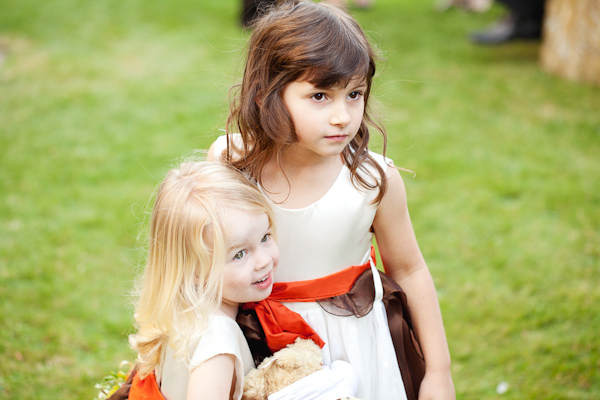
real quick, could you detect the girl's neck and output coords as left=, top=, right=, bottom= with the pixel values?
left=261, top=152, right=344, bottom=208
left=279, top=145, right=335, bottom=169
left=276, top=143, right=344, bottom=174
left=218, top=302, right=239, bottom=320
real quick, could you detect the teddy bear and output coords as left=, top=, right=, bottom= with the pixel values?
left=243, top=338, right=362, bottom=400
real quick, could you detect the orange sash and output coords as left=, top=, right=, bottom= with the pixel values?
left=128, top=247, right=375, bottom=399
left=128, top=373, right=164, bottom=400
left=242, top=247, right=375, bottom=353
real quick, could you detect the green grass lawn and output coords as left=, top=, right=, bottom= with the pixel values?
left=1, top=0, right=598, bottom=398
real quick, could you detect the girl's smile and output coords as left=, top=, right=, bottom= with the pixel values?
left=251, top=270, right=273, bottom=289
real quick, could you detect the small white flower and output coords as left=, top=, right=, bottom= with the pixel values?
left=496, top=381, right=509, bottom=394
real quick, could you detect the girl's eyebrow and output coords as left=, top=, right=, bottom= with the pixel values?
left=226, top=239, right=246, bottom=254
left=309, top=82, right=367, bottom=91
left=352, top=79, right=368, bottom=88
left=227, top=224, right=272, bottom=252
left=305, top=82, right=327, bottom=91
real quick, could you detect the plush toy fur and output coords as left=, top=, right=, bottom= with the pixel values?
left=242, top=338, right=361, bottom=400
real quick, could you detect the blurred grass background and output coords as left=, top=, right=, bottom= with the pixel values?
left=1, top=0, right=598, bottom=398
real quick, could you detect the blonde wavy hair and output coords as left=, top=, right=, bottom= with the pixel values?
left=129, top=161, right=275, bottom=378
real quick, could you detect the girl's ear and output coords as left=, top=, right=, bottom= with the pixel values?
left=254, top=91, right=263, bottom=108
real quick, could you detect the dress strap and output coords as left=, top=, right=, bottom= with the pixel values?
left=370, top=257, right=384, bottom=303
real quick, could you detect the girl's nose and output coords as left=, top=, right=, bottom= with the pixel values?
left=254, top=249, right=272, bottom=271
left=330, top=101, right=351, bottom=127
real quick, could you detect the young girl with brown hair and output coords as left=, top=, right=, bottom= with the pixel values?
left=209, top=1, right=455, bottom=399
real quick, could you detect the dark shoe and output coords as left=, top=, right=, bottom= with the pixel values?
left=470, top=12, right=542, bottom=45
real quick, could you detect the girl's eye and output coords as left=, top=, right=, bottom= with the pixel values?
left=234, top=250, right=247, bottom=260
left=312, top=93, right=326, bottom=101
left=261, top=233, right=270, bottom=243
left=348, top=91, right=362, bottom=100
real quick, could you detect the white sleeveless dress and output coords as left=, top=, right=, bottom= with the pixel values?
left=157, top=315, right=254, bottom=400
left=214, top=135, right=408, bottom=400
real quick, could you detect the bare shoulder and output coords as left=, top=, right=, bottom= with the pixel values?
left=206, top=134, right=244, bottom=163
left=188, top=354, right=236, bottom=400
left=207, top=140, right=218, bottom=161
left=207, top=135, right=228, bottom=161
left=378, top=166, right=408, bottom=214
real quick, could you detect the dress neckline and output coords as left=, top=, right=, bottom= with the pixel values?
left=259, top=164, right=347, bottom=212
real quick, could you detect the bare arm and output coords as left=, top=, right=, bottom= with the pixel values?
left=372, top=167, right=455, bottom=399
left=187, top=354, right=236, bottom=400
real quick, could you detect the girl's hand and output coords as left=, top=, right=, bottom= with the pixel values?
left=418, top=369, right=455, bottom=400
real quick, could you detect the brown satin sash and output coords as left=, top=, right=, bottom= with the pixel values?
left=237, top=247, right=425, bottom=400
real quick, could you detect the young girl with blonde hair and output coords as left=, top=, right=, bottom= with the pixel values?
left=125, top=161, right=279, bottom=400
left=209, top=1, right=455, bottom=399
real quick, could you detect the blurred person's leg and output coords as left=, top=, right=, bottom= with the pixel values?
left=470, top=0, right=545, bottom=45
left=354, top=0, right=373, bottom=8
left=325, top=0, right=374, bottom=9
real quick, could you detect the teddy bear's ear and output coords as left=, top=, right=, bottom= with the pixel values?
left=292, top=338, right=322, bottom=359
left=258, top=356, right=278, bottom=370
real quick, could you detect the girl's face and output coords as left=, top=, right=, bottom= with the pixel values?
left=281, top=76, right=367, bottom=161
left=220, top=209, right=279, bottom=317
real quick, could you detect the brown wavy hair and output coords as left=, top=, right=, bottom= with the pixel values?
left=226, top=0, right=388, bottom=203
